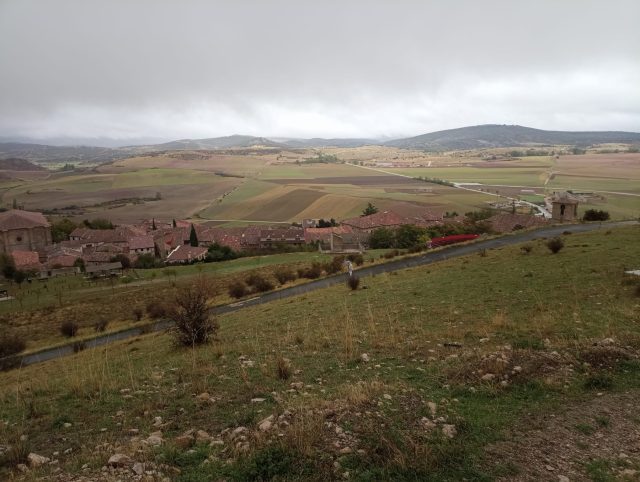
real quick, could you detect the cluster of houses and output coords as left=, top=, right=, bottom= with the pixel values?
left=0, top=192, right=578, bottom=278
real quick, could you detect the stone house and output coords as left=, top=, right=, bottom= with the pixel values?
left=0, top=209, right=52, bottom=255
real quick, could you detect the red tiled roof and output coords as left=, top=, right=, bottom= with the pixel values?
left=0, top=210, right=50, bottom=231
left=166, top=245, right=208, bottom=263
left=47, top=255, right=79, bottom=268
left=304, top=225, right=353, bottom=243
left=128, top=235, right=154, bottom=250
left=11, top=250, right=42, bottom=269
left=342, top=210, right=442, bottom=230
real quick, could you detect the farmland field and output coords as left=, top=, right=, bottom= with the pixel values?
left=1, top=147, right=638, bottom=223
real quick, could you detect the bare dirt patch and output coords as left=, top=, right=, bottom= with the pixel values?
left=485, top=390, right=640, bottom=481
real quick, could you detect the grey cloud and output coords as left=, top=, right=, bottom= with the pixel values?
left=1, top=0, right=639, bottom=140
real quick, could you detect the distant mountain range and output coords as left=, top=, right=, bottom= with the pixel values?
left=1, top=125, right=639, bottom=163
left=383, top=124, right=640, bottom=151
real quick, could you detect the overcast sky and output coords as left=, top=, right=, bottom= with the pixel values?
left=1, top=0, right=639, bottom=143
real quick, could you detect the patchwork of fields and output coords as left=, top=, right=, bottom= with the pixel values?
left=0, top=147, right=637, bottom=223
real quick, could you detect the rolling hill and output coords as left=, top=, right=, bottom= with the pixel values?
left=384, top=124, right=640, bottom=151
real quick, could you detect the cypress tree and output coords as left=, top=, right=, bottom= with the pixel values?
left=189, top=224, right=199, bottom=247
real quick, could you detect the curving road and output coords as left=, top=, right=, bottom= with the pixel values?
left=5, top=220, right=636, bottom=370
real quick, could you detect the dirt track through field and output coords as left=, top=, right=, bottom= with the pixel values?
left=8, top=220, right=637, bottom=369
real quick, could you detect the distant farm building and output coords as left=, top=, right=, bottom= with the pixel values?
left=0, top=209, right=52, bottom=255
left=551, top=192, right=579, bottom=222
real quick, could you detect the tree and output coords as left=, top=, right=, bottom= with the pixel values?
left=362, top=202, right=379, bottom=216
left=369, top=227, right=395, bottom=249
left=134, top=253, right=158, bottom=269
left=583, top=209, right=610, bottom=221
left=0, top=253, right=16, bottom=280
left=189, top=224, right=199, bottom=247
left=172, top=219, right=177, bottom=228
left=394, top=225, right=426, bottom=249
left=83, top=218, right=113, bottom=229
left=168, top=277, right=218, bottom=346
left=151, top=218, right=157, bottom=230
left=206, top=243, right=238, bottom=262
left=110, top=254, right=131, bottom=269
left=12, top=198, right=17, bottom=209
left=51, top=218, right=78, bottom=242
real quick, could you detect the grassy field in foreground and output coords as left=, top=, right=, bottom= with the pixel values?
left=0, top=250, right=393, bottom=351
left=1, top=226, right=639, bottom=480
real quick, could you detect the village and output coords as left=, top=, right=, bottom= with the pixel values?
left=0, top=192, right=580, bottom=284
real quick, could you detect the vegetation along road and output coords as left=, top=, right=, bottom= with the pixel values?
left=12, top=220, right=637, bottom=369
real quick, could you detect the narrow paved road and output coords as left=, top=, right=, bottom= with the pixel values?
left=6, top=220, right=636, bottom=370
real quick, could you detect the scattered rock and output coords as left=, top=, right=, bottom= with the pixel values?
left=442, top=424, right=457, bottom=439
left=16, top=463, right=28, bottom=473
left=339, top=447, right=353, bottom=455
left=290, top=382, right=304, bottom=390
left=251, top=398, right=266, bottom=403
left=383, top=394, right=392, bottom=400
left=258, top=415, right=275, bottom=432
left=557, top=476, right=570, bottom=482
left=231, top=427, right=248, bottom=440
left=175, top=434, right=194, bottom=449
left=27, top=453, right=50, bottom=467
left=196, top=392, right=213, bottom=403
left=427, top=401, right=437, bottom=417
left=360, top=353, right=370, bottom=363
left=146, top=431, right=164, bottom=446
left=481, top=373, right=495, bottom=381
left=195, top=430, right=211, bottom=443
left=107, top=453, right=133, bottom=468
left=152, top=416, right=163, bottom=427
left=132, top=462, right=145, bottom=475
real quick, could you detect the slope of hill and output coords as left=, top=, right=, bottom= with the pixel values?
left=279, top=138, right=380, bottom=148
left=153, top=135, right=285, bottom=150
left=385, top=124, right=640, bottom=151
left=0, top=226, right=638, bottom=481
left=0, top=142, right=127, bottom=164
left=0, top=158, right=46, bottom=171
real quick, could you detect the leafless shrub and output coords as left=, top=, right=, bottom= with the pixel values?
left=228, top=280, right=249, bottom=299
left=274, top=267, right=297, bottom=285
left=347, top=276, right=360, bottom=290
left=168, top=277, right=218, bottom=346
left=60, top=321, right=78, bottom=338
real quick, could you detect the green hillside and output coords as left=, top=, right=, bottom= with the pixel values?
left=1, top=226, right=639, bottom=481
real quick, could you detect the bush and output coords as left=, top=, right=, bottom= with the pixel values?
left=146, top=301, right=167, bottom=319
left=109, top=254, right=131, bottom=269
left=274, top=267, right=296, bottom=285
left=245, top=273, right=266, bottom=287
left=324, top=255, right=345, bottom=275
left=94, top=319, right=109, bottom=332
left=583, top=209, right=610, bottom=221
left=254, top=277, right=275, bottom=293
left=546, top=237, right=564, bottom=254
left=60, top=321, right=78, bottom=338
left=346, top=253, right=364, bottom=266
left=275, top=355, right=291, bottom=380
left=347, top=276, right=360, bottom=290
left=228, top=280, right=249, bottom=299
left=134, top=253, right=159, bottom=269
left=168, top=277, right=218, bottom=346
left=0, top=334, right=26, bottom=358
left=133, top=307, right=143, bottom=321
left=299, top=262, right=323, bottom=279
